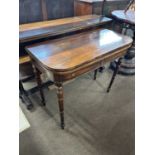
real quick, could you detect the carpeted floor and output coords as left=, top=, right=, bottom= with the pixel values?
left=19, top=67, right=135, bottom=155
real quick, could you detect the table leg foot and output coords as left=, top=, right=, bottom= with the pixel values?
left=107, top=58, right=122, bottom=93
left=60, top=112, right=65, bottom=129
left=55, top=83, right=65, bottom=129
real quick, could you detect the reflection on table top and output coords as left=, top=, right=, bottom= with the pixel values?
left=26, top=29, right=132, bottom=72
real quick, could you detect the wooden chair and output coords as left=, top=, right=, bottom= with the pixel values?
left=94, top=0, right=135, bottom=83
left=19, top=55, right=51, bottom=108
left=125, top=0, right=135, bottom=12
left=19, top=55, right=34, bottom=110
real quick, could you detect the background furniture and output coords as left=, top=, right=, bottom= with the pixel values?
left=19, top=15, right=112, bottom=45
left=19, top=0, right=130, bottom=24
left=26, top=28, right=132, bottom=129
left=74, top=0, right=130, bottom=16
left=110, top=0, right=135, bottom=75
left=19, top=56, right=34, bottom=110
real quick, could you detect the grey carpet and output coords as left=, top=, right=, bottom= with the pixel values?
left=20, top=67, right=135, bottom=155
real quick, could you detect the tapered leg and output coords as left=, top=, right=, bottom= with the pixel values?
left=34, top=67, right=45, bottom=105
left=55, top=83, right=65, bottom=129
left=107, top=58, right=122, bottom=93
left=94, top=69, right=98, bottom=80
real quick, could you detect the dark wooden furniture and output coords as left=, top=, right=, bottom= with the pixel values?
left=20, top=15, right=112, bottom=57
left=26, top=28, right=132, bottom=129
left=20, top=15, right=112, bottom=44
left=125, top=0, right=135, bottom=12
left=19, top=15, right=112, bottom=109
left=19, top=56, right=34, bottom=110
left=112, top=10, right=135, bottom=25
left=111, top=3, right=135, bottom=75
left=74, top=0, right=130, bottom=16
left=74, top=0, right=97, bottom=16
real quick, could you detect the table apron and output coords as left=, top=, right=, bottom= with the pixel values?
left=53, top=48, right=129, bottom=82
left=30, top=45, right=130, bottom=83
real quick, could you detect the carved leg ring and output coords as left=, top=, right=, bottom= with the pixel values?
left=56, top=83, right=65, bottom=129
left=34, top=66, right=46, bottom=105
left=107, top=58, right=122, bottom=93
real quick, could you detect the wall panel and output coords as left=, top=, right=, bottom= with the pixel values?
left=19, top=0, right=43, bottom=24
left=19, top=0, right=74, bottom=24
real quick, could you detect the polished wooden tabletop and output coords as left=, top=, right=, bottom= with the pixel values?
left=19, top=15, right=112, bottom=43
left=112, top=10, right=135, bottom=25
left=26, top=29, right=132, bottom=72
left=20, top=15, right=99, bottom=32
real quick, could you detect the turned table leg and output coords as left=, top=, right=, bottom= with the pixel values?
left=107, top=58, right=122, bottom=93
left=55, top=83, right=65, bottom=129
left=33, top=66, right=46, bottom=105
left=94, top=69, right=98, bottom=80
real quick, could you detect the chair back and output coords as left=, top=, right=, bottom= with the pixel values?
left=125, top=0, right=135, bottom=12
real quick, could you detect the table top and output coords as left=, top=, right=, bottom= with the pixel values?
left=19, top=15, right=112, bottom=43
left=112, top=10, right=135, bottom=25
left=26, top=29, right=132, bottom=72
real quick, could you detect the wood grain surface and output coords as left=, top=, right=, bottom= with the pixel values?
left=26, top=29, right=132, bottom=72
left=26, top=28, right=133, bottom=128
left=19, top=15, right=112, bottom=43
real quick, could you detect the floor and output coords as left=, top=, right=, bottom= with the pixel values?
left=19, top=66, right=135, bottom=155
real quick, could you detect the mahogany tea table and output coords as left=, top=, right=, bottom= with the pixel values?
left=26, top=28, right=132, bottom=129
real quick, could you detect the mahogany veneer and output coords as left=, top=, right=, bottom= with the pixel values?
left=26, top=28, right=132, bottom=129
